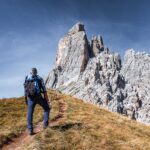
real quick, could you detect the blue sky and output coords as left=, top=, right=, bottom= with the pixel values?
left=0, top=0, right=150, bottom=98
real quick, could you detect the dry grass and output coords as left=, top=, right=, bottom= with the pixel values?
left=1, top=90, right=150, bottom=150
left=0, top=97, right=44, bottom=147
left=0, top=91, right=60, bottom=148
left=24, top=90, right=150, bottom=150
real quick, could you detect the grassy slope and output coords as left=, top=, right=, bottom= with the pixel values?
left=1, top=90, right=150, bottom=150
left=0, top=91, right=60, bottom=148
left=0, top=97, right=43, bottom=147
left=25, top=91, right=150, bottom=150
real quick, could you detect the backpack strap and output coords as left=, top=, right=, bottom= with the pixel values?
left=32, top=76, right=42, bottom=94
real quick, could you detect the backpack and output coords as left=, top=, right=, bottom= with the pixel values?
left=24, top=76, right=41, bottom=98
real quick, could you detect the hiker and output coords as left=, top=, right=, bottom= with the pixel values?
left=24, top=68, right=50, bottom=135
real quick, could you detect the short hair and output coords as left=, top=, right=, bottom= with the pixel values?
left=31, top=68, right=37, bottom=75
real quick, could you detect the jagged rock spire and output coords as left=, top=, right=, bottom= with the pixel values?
left=91, top=35, right=104, bottom=56
left=68, top=22, right=85, bottom=35
left=55, top=22, right=88, bottom=67
left=46, top=22, right=89, bottom=88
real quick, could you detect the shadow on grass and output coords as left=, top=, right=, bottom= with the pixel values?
left=0, top=133, right=17, bottom=149
left=50, top=113, right=64, bottom=122
left=51, top=122, right=82, bottom=132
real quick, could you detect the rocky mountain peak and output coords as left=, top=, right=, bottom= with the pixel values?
left=91, top=35, right=104, bottom=56
left=46, top=23, right=150, bottom=125
left=68, top=22, right=85, bottom=35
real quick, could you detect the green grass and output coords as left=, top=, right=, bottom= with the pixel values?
left=1, top=90, right=150, bottom=150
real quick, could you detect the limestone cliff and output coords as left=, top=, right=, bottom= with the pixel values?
left=122, top=50, right=150, bottom=123
left=45, top=22, right=150, bottom=124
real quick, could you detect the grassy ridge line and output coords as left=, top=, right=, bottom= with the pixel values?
left=24, top=90, right=150, bottom=150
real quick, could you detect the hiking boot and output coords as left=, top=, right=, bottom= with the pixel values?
left=29, top=130, right=34, bottom=136
left=43, top=125, right=48, bottom=129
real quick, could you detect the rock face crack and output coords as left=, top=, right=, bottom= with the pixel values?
left=45, top=22, right=150, bottom=125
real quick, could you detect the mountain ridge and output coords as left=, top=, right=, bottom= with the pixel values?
left=45, top=22, right=150, bottom=125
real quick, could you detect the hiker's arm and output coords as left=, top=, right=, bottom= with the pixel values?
left=25, top=96, right=28, bottom=105
left=44, top=92, right=49, bottom=101
left=41, top=78, right=49, bottom=101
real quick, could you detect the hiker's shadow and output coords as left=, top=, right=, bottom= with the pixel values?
left=51, top=122, right=82, bottom=132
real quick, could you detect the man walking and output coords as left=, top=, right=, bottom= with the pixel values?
left=24, top=68, right=50, bottom=135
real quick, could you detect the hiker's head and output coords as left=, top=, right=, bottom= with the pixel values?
left=31, top=68, right=38, bottom=76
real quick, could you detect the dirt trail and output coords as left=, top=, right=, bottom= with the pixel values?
left=1, top=96, right=67, bottom=150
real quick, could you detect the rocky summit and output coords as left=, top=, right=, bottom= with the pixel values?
left=45, top=22, right=150, bottom=124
